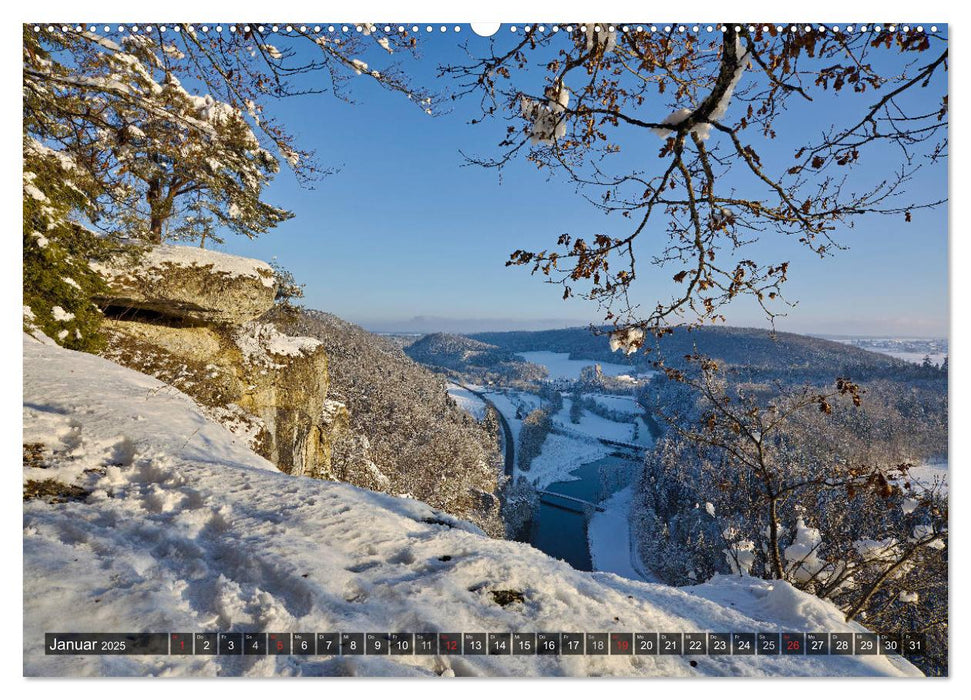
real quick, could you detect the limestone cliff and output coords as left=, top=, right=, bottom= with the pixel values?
left=95, top=244, right=347, bottom=478
left=91, top=244, right=278, bottom=324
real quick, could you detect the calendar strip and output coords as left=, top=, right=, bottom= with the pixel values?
left=44, top=632, right=925, bottom=656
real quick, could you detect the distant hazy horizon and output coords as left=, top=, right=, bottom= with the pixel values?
left=352, top=314, right=949, bottom=340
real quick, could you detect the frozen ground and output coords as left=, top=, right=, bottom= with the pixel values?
left=520, top=433, right=609, bottom=490
left=587, top=394, right=644, bottom=416
left=22, top=334, right=921, bottom=677
left=905, top=460, right=948, bottom=492
left=552, top=397, right=652, bottom=447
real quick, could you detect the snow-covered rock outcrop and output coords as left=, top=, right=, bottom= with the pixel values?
left=92, top=244, right=277, bottom=324
left=23, top=334, right=921, bottom=677
left=99, top=316, right=344, bottom=480
left=93, top=245, right=346, bottom=480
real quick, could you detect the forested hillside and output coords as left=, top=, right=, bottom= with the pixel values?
left=465, top=324, right=947, bottom=675
left=271, top=310, right=505, bottom=536
left=631, top=346, right=948, bottom=675
left=405, top=332, right=547, bottom=384
left=471, top=326, right=932, bottom=382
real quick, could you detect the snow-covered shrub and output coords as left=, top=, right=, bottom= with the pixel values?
left=632, top=436, right=725, bottom=585
left=631, top=353, right=949, bottom=674
left=784, top=517, right=830, bottom=584
left=268, top=258, right=306, bottom=311
left=500, top=476, right=540, bottom=541
left=723, top=536, right=757, bottom=576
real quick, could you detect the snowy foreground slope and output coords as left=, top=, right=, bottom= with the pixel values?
left=22, top=335, right=921, bottom=677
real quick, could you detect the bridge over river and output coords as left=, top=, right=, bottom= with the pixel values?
left=535, top=490, right=606, bottom=513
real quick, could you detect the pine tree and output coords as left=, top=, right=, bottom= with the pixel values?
left=24, top=28, right=292, bottom=243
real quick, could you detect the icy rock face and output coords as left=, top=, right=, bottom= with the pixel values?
left=93, top=244, right=278, bottom=324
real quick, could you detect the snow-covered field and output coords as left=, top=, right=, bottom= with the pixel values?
left=823, top=337, right=948, bottom=367
left=521, top=433, right=609, bottom=490
left=446, top=383, right=488, bottom=420
left=587, top=486, right=652, bottom=582
left=588, top=394, right=644, bottom=416
left=880, top=351, right=948, bottom=366
left=517, top=351, right=637, bottom=381
left=552, top=397, right=652, bottom=447
left=22, top=334, right=921, bottom=677
left=906, top=461, right=949, bottom=492
left=480, top=389, right=649, bottom=487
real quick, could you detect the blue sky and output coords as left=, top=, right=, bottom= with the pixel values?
left=216, top=28, right=948, bottom=337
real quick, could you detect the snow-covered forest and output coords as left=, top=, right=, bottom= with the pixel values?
left=404, top=324, right=948, bottom=675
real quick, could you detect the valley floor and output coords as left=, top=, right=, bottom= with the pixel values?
left=23, top=334, right=921, bottom=677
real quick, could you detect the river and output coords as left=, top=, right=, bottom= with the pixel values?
left=530, top=453, right=640, bottom=572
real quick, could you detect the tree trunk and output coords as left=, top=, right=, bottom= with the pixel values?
left=146, top=178, right=163, bottom=244
left=148, top=214, right=164, bottom=244
left=767, top=496, right=785, bottom=579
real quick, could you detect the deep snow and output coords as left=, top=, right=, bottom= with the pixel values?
left=22, top=335, right=920, bottom=677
